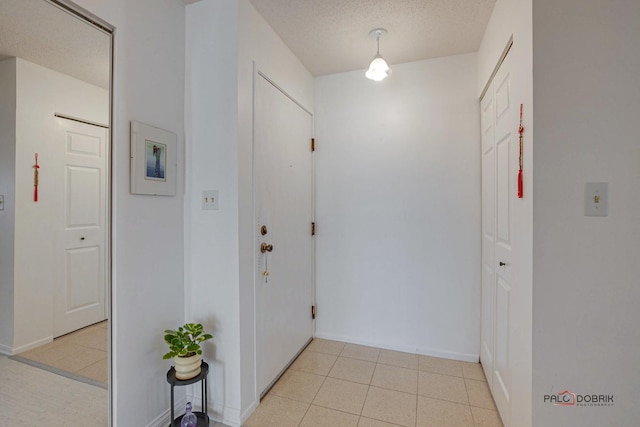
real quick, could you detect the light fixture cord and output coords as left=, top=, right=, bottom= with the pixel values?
left=377, top=36, right=380, bottom=55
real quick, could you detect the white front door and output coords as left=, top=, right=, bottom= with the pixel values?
left=53, top=117, right=108, bottom=337
left=480, top=51, right=514, bottom=425
left=254, top=73, right=314, bottom=396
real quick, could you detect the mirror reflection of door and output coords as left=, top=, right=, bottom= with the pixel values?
left=0, top=0, right=112, bottom=424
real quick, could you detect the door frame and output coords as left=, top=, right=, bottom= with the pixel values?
left=46, top=1, right=114, bottom=425
left=479, top=35, right=534, bottom=427
left=479, top=37, right=512, bottom=385
left=251, top=64, right=316, bottom=399
left=52, top=115, right=109, bottom=337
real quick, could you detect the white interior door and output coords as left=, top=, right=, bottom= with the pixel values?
left=480, top=87, right=496, bottom=384
left=480, top=51, right=514, bottom=426
left=254, top=73, right=314, bottom=396
left=53, top=117, right=108, bottom=337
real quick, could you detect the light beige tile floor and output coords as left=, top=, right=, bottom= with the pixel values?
left=245, top=339, right=504, bottom=427
left=2, top=353, right=227, bottom=427
left=0, top=355, right=108, bottom=426
left=17, top=320, right=108, bottom=385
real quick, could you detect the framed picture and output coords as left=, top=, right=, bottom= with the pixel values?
left=130, top=121, right=177, bottom=196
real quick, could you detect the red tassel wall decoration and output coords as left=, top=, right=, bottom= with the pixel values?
left=517, top=168, right=523, bottom=199
left=33, top=153, right=40, bottom=202
left=517, top=104, right=524, bottom=199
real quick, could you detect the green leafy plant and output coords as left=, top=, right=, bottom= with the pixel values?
left=163, top=323, right=213, bottom=359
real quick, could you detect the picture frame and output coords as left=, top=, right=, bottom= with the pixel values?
left=130, top=121, right=177, bottom=196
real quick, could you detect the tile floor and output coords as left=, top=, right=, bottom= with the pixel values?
left=245, top=339, right=503, bottom=427
left=17, top=320, right=108, bottom=385
left=0, top=355, right=108, bottom=426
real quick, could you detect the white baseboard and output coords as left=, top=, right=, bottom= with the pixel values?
left=239, top=399, right=259, bottom=426
left=0, top=336, right=53, bottom=355
left=213, top=400, right=242, bottom=427
left=0, top=343, right=13, bottom=355
left=185, top=391, right=243, bottom=427
left=314, top=332, right=479, bottom=363
left=146, top=407, right=171, bottom=427
left=147, top=396, right=187, bottom=427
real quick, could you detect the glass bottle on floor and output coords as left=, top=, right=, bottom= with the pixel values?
left=181, top=402, right=197, bottom=427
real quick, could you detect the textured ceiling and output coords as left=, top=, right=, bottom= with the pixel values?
left=0, top=0, right=110, bottom=89
left=0, top=0, right=494, bottom=90
left=249, top=0, right=496, bottom=76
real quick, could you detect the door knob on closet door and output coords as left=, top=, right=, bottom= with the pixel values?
left=260, top=243, right=273, bottom=253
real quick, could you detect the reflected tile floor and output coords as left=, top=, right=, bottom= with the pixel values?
left=0, top=355, right=108, bottom=426
left=245, top=339, right=504, bottom=427
left=16, top=321, right=108, bottom=386
left=1, top=353, right=225, bottom=427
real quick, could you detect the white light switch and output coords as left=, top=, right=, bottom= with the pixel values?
left=202, top=190, right=219, bottom=211
left=584, top=182, right=608, bottom=217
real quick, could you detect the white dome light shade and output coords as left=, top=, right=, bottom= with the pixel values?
left=365, top=28, right=391, bottom=82
left=365, top=53, right=391, bottom=81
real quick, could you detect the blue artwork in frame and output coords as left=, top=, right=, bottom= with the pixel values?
left=145, top=140, right=166, bottom=181
left=130, top=121, right=177, bottom=196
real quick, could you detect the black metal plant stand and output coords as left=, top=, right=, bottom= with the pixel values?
left=166, top=361, right=209, bottom=427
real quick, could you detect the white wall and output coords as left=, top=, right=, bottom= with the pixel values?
left=12, top=59, right=108, bottom=352
left=186, top=1, right=313, bottom=424
left=0, top=58, right=108, bottom=353
left=70, top=0, right=186, bottom=425
left=532, top=0, right=640, bottom=425
left=186, top=0, right=242, bottom=424
left=477, top=0, right=533, bottom=425
left=0, top=58, right=16, bottom=353
left=314, top=53, right=480, bottom=361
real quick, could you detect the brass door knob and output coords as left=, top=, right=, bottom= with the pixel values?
left=260, top=243, right=273, bottom=253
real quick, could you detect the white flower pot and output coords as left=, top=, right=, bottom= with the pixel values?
left=174, top=354, right=202, bottom=380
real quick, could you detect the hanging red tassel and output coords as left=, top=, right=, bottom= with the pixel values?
left=33, top=153, right=40, bottom=202
left=517, top=104, right=524, bottom=199
left=517, top=168, right=523, bottom=199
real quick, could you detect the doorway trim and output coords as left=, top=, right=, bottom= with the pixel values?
left=256, top=70, right=313, bottom=116
left=480, top=35, right=513, bottom=101
left=251, top=63, right=316, bottom=401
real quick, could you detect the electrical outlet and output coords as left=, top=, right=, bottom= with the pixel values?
left=202, top=190, right=219, bottom=211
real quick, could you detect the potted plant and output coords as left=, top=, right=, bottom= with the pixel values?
left=163, top=322, right=213, bottom=380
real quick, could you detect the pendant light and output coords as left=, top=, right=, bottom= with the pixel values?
left=365, top=28, right=391, bottom=81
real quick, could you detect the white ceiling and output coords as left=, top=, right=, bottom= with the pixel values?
left=0, top=0, right=110, bottom=89
left=0, top=0, right=495, bottom=90
left=248, top=0, right=496, bottom=76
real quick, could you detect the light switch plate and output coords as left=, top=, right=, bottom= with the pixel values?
left=202, top=190, right=219, bottom=211
left=584, top=182, right=608, bottom=217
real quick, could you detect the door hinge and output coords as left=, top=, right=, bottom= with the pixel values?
left=311, top=222, right=316, bottom=236
left=311, top=138, right=316, bottom=152
left=311, top=305, right=317, bottom=319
